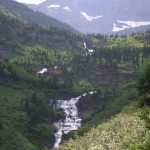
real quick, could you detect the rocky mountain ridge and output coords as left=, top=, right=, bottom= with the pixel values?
left=26, top=0, right=150, bottom=34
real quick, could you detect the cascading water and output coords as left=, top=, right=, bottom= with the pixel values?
left=53, top=91, right=96, bottom=149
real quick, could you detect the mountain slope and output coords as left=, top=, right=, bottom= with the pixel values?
left=58, top=103, right=149, bottom=150
left=0, top=10, right=82, bottom=58
left=57, top=64, right=150, bottom=149
left=26, top=0, right=150, bottom=34
left=0, top=2, right=150, bottom=150
left=0, top=0, right=78, bottom=33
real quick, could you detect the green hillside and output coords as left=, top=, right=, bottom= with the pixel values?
left=0, top=1, right=150, bottom=150
left=58, top=103, right=150, bottom=150
left=0, top=11, right=82, bottom=58
left=57, top=64, right=150, bottom=150
left=0, top=0, right=78, bottom=33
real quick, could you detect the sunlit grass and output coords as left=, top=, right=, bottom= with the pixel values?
left=58, top=104, right=149, bottom=150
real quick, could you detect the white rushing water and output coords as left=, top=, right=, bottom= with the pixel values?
left=37, top=68, right=47, bottom=74
left=53, top=91, right=96, bottom=149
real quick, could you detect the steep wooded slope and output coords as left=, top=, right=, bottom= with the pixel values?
left=0, top=0, right=78, bottom=33
left=0, top=11, right=82, bottom=58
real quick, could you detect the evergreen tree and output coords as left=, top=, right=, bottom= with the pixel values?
left=137, top=64, right=150, bottom=106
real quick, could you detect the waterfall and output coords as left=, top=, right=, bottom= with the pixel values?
left=53, top=91, right=96, bottom=148
left=84, top=42, right=87, bottom=49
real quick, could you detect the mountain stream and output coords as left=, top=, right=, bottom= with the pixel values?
left=53, top=91, right=96, bottom=148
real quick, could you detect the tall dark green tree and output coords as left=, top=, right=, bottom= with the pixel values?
left=137, top=64, right=150, bottom=106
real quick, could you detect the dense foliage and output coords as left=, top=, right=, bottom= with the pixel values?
left=58, top=103, right=149, bottom=150
left=0, top=1, right=150, bottom=149
left=0, top=0, right=78, bottom=33
left=137, top=64, right=150, bottom=106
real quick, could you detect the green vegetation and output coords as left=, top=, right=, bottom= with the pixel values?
left=137, top=64, right=150, bottom=106
left=0, top=86, right=37, bottom=150
left=58, top=65, right=150, bottom=149
left=0, top=0, right=78, bottom=33
left=0, top=1, right=150, bottom=149
left=58, top=103, right=149, bottom=150
left=0, top=84, right=65, bottom=150
left=74, top=82, right=138, bottom=136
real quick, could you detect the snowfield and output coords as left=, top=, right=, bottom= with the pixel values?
left=80, top=11, right=103, bottom=21
left=113, top=20, right=150, bottom=32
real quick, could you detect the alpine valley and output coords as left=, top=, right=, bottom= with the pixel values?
left=26, top=0, right=150, bottom=34
left=0, top=0, right=150, bottom=150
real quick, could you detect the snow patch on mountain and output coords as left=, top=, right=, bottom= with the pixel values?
left=113, top=23, right=129, bottom=32
left=63, top=6, right=71, bottom=11
left=14, top=0, right=46, bottom=5
left=80, top=11, right=103, bottom=21
left=113, top=21, right=150, bottom=32
left=47, top=4, right=61, bottom=9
